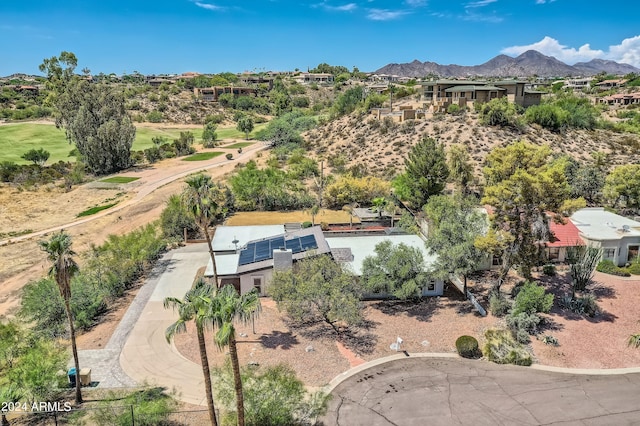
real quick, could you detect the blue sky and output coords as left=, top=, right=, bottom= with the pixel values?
left=1, top=0, right=639, bottom=76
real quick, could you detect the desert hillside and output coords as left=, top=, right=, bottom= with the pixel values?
left=305, top=103, right=640, bottom=180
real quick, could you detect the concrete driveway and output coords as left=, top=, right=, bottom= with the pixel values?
left=321, top=357, right=640, bottom=425
left=120, top=243, right=211, bottom=405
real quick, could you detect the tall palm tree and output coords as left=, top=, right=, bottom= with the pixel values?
left=208, top=285, right=261, bottom=426
left=164, top=278, right=219, bottom=426
left=39, top=231, right=82, bottom=404
left=183, top=174, right=225, bottom=287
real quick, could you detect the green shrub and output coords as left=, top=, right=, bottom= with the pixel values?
left=506, top=312, right=541, bottom=343
left=489, top=291, right=511, bottom=317
left=558, top=294, right=599, bottom=317
left=628, top=334, right=640, bottom=348
left=541, top=335, right=559, bottom=346
left=301, top=221, right=312, bottom=228
left=455, top=335, right=481, bottom=359
left=512, top=281, right=553, bottom=315
left=144, top=146, right=162, bottom=164
left=226, top=153, right=233, bottom=160
left=542, top=264, right=556, bottom=276
left=447, top=104, right=461, bottom=115
left=596, top=259, right=631, bottom=277
left=93, top=387, right=177, bottom=426
left=483, top=329, right=532, bottom=366
left=628, top=262, right=640, bottom=275
left=160, top=194, right=198, bottom=240
left=146, top=110, right=163, bottom=123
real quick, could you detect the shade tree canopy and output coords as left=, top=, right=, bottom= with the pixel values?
left=361, top=241, right=430, bottom=300
left=270, top=255, right=363, bottom=333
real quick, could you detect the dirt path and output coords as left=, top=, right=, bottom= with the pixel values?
left=0, top=142, right=267, bottom=318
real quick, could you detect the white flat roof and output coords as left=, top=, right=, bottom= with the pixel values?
left=325, top=234, right=437, bottom=276
left=212, top=225, right=285, bottom=252
left=205, top=253, right=239, bottom=277
left=570, top=208, right=640, bottom=241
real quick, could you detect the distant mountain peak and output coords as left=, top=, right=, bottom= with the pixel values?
left=374, top=50, right=640, bottom=78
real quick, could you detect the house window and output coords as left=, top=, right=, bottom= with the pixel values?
left=427, top=281, right=436, bottom=291
left=603, top=248, right=616, bottom=260
left=492, top=255, right=501, bottom=266
left=252, top=276, right=263, bottom=294
left=628, top=245, right=640, bottom=263
left=547, top=247, right=560, bottom=261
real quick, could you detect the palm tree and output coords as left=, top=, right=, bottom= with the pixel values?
left=164, top=278, right=219, bottom=426
left=208, top=285, right=261, bottom=426
left=308, top=204, right=320, bottom=226
left=342, top=203, right=358, bottom=229
left=371, top=197, right=387, bottom=219
left=183, top=174, right=225, bottom=287
left=39, top=231, right=82, bottom=404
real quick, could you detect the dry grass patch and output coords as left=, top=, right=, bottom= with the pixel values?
left=225, top=210, right=359, bottom=226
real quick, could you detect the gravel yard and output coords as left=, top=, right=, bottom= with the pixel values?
left=173, top=270, right=640, bottom=388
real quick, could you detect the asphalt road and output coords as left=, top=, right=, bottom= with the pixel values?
left=322, top=357, right=640, bottom=425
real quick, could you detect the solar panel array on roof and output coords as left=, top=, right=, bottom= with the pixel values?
left=238, top=234, right=318, bottom=266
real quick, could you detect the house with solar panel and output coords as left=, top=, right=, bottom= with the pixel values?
left=205, top=225, right=444, bottom=297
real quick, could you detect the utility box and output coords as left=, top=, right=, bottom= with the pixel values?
left=79, top=368, right=92, bottom=386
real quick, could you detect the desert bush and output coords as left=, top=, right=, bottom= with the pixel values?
left=628, top=262, right=640, bottom=275
left=172, top=131, right=196, bottom=156
left=144, top=146, right=162, bottom=164
left=628, top=334, right=640, bottom=348
left=558, top=294, right=599, bottom=317
left=479, top=97, right=523, bottom=129
left=160, top=194, right=198, bottom=240
left=506, top=312, right=541, bottom=344
left=205, top=114, right=224, bottom=124
left=511, top=281, right=553, bottom=315
left=483, top=329, right=532, bottom=366
left=447, top=104, right=461, bottom=115
left=541, top=335, right=559, bottom=346
left=489, top=291, right=511, bottom=317
left=524, top=103, right=568, bottom=131
left=146, top=110, right=163, bottom=123
left=323, top=175, right=391, bottom=208
left=213, top=362, right=327, bottom=426
left=93, top=387, right=178, bottom=426
left=226, top=153, right=233, bottom=160
left=596, top=259, right=631, bottom=277
left=455, top=335, right=481, bottom=359
left=19, top=274, right=107, bottom=337
left=542, top=264, right=556, bottom=276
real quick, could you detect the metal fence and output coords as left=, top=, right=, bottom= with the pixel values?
left=3, top=405, right=211, bottom=425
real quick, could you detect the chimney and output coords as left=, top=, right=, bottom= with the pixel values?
left=273, top=248, right=293, bottom=271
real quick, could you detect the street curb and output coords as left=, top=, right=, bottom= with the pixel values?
left=322, top=352, right=640, bottom=395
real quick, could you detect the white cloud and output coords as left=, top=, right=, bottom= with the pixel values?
left=465, top=0, right=498, bottom=8
left=366, top=9, right=410, bottom=20
left=608, top=35, right=640, bottom=67
left=314, top=2, right=357, bottom=12
left=535, top=0, right=556, bottom=4
left=501, top=36, right=640, bottom=66
left=405, top=0, right=427, bottom=6
left=193, top=2, right=225, bottom=11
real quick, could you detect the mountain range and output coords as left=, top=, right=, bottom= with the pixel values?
left=375, top=50, right=640, bottom=78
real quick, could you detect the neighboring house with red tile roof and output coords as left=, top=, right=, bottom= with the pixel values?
left=547, top=216, right=584, bottom=262
left=597, top=92, right=640, bottom=106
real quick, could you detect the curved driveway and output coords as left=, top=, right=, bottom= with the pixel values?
left=321, top=356, right=640, bottom=425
